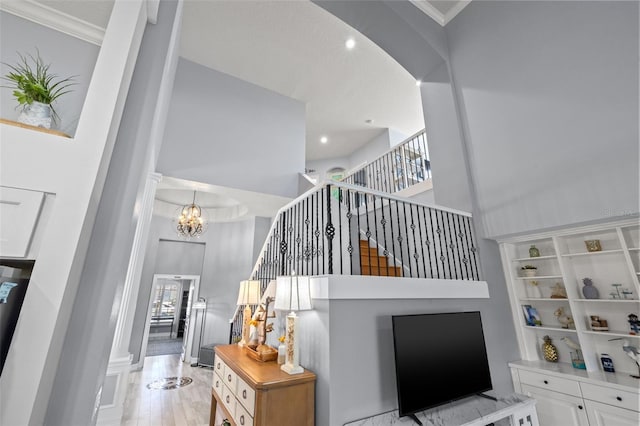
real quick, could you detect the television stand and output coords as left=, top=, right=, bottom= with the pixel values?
left=343, top=393, right=538, bottom=426
left=407, top=413, right=422, bottom=425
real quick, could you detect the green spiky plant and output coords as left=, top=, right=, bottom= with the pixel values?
left=1, top=50, right=76, bottom=122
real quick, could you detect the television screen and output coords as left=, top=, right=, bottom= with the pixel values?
left=391, top=311, right=492, bottom=417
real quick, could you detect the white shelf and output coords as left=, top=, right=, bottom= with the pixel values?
left=513, top=255, right=558, bottom=262
left=520, top=298, right=568, bottom=302
left=572, top=299, right=639, bottom=303
left=515, top=275, right=563, bottom=280
left=582, top=330, right=640, bottom=339
left=561, top=249, right=624, bottom=257
left=524, top=325, right=578, bottom=333
left=628, top=248, right=640, bottom=252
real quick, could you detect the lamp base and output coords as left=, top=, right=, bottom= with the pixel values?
left=280, top=363, right=304, bottom=375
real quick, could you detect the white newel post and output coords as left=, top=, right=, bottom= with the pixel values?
left=97, top=173, right=161, bottom=426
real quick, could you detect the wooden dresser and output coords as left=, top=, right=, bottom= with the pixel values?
left=210, top=344, right=316, bottom=426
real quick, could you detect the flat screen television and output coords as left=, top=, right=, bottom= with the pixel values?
left=391, top=311, right=493, bottom=423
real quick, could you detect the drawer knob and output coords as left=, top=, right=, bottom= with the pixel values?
left=543, top=380, right=548, bottom=384
left=240, top=415, right=245, bottom=425
left=228, top=374, right=232, bottom=382
left=616, top=396, right=622, bottom=402
left=226, top=395, right=230, bottom=403
left=242, top=390, right=247, bottom=399
left=578, top=405, right=583, bottom=410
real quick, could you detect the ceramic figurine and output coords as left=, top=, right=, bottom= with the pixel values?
left=554, top=307, right=575, bottom=329
left=529, top=245, right=540, bottom=258
left=550, top=282, right=568, bottom=299
left=542, top=335, right=559, bottom=362
left=527, top=280, right=543, bottom=298
left=582, top=278, right=599, bottom=299
left=590, top=315, right=609, bottom=331
left=628, top=314, right=640, bottom=335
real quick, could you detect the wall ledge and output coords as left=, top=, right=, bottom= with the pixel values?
left=310, top=275, right=489, bottom=300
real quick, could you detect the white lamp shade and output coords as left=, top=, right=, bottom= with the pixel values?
left=237, top=280, right=261, bottom=305
left=262, top=280, right=277, bottom=301
left=274, top=275, right=312, bottom=311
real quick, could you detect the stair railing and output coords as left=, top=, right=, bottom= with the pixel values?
left=229, top=180, right=480, bottom=343
left=341, top=129, right=431, bottom=193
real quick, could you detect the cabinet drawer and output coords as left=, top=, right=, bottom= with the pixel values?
left=223, top=364, right=238, bottom=393
left=212, top=374, right=224, bottom=400
left=518, top=369, right=581, bottom=396
left=234, top=400, right=254, bottom=426
left=214, top=355, right=226, bottom=379
left=236, top=376, right=256, bottom=416
left=221, top=384, right=236, bottom=418
left=581, top=382, right=639, bottom=412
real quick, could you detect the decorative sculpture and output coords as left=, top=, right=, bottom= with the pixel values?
left=554, top=307, right=575, bottom=329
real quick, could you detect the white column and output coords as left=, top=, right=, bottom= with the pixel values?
left=97, top=173, right=161, bottom=426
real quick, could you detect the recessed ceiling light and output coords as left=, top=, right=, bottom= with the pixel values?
left=365, top=119, right=374, bottom=124
left=416, top=80, right=422, bottom=87
left=345, top=38, right=356, bottom=50
left=320, top=136, right=328, bottom=144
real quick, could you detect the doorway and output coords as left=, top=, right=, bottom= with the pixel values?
left=139, top=274, right=201, bottom=365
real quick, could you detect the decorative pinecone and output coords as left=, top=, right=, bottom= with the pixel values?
left=542, top=335, right=559, bottom=362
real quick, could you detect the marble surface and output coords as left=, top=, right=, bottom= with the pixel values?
left=344, top=393, right=532, bottom=426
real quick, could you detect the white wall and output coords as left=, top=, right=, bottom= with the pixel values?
left=445, top=0, right=639, bottom=237
left=129, top=214, right=264, bottom=364
left=347, top=129, right=393, bottom=170
left=0, top=11, right=98, bottom=135
left=157, top=58, right=306, bottom=199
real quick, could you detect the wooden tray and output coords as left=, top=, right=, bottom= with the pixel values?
left=244, top=345, right=277, bottom=362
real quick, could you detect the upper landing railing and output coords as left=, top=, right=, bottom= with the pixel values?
left=341, top=129, right=430, bottom=194
left=229, top=180, right=480, bottom=342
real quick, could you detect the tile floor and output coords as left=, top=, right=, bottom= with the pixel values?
left=121, top=354, right=212, bottom=426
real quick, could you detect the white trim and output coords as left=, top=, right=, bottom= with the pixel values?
left=147, top=0, right=160, bottom=24
left=310, top=275, right=489, bottom=300
left=0, top=0, right=105, bottom=45
left=410, top=1, right=472, bottom=27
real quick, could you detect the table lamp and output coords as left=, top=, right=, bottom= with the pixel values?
left=275, top=273, right=312, bottom=374
left=236, top=280, right=261, bottom=347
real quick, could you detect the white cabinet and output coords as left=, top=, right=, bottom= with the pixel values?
left=521, top=384, right=588, bottom=426
left=501, top=219, right=640, bottom=426
left=585, top=400, right=640, bottom=426
left=0, top=187, right=45, bottom=258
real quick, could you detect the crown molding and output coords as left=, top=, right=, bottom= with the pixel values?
left=0, top=0, right=105, bottom=45
left=410, top=0, right=472, bottom=26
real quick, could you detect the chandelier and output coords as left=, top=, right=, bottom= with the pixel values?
left=176, top=191, right=206, bottom=238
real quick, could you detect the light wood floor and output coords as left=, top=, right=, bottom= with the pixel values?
left=121, top=355, right=212, bottom=426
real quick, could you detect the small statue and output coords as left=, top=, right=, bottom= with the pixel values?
left=590, top=315, right=609, bottom=331
left=550, top=282, right=567, bottom=299
left=554, top=307, right=575, bottom=329
left=542, top=335, right=559, bottom=362
left=582, top=278, right=599, bottom=299
left=628, top=314, right=640, bottom=335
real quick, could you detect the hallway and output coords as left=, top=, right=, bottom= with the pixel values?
left=121, top=355, right=212, bottom=426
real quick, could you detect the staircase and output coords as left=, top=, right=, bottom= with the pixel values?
left=359, top=240, right=402, bottom=277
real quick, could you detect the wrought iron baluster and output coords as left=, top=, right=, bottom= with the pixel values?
left=280, top=211, right=287, bottom=276
left=321, top=187, right=325, bottom=275
left=314, top=190, right=319, bottom=275
left=426, top=206, right=438, bottom=278
left=452, top=213, right=467, bottom=280
left=379, top=194, right=389, bottom=276
left=443, top=212, right=458, bottom=279
left=409, top=203, right=421, bottom=278
left=437, top=210, right=452, bottom=279
left=346, top=188, right=353, bottom=275
left=401, top=201, right=412, bottom=277
left=337, top=187, right=343, bottom=274
left=325, top=184, right=335, bottom=274
left=465, top=216, right=479, bottom=280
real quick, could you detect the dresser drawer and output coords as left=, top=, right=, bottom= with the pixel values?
left=581, top=382, right=639, bottom=412
left=234, top=399, right=254, bottom=426
left=214, top=355, right=226, bottom=379
left=517, top=369, right=581, bottom=396
left=221, top=384, right=236, bottom=418
left=236, top=376, right=256, bottom=416
left=212, top=374, right=224, bottom=400
left=223, top=363, right=238, bottom=393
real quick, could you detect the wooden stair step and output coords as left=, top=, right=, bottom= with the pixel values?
left=360, top=255, right=388, bottom=267
left=361, top=265, right=402, bottom=277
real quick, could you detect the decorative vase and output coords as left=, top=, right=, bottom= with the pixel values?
left=582, top=278, right=599, bottom=299
left=542, top=335, right=559, bottom=362
left=529, top=245, right=540, bottom=258
left=17, top=101, right=52, bottom=129
left=527, top=281, right=543, bottom=298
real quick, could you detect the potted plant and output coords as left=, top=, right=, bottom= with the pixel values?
left=521, top=264, right=537, bottom=277
left=1, top=50, right=75, bottom=129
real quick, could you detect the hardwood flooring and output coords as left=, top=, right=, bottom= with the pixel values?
left=121, top=354, right=212, bottom=426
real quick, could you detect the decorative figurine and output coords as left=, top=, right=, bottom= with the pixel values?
left=542, top=335, right=559, bottom=362
left=554, top=307, right=575, bottom=329
left=529, top=245, right=540, bottom=258
left=550, top=282, right=568, bottom=299
left=622, top=288, right=634, bottom=300
left=590, top=315, right=609, bottom=331
left=570, top=350, right=586, bottom=370
left=527, top=280, right=543, bottom=298
left=628, top=314, right=640, bottom=335
left=561, top=336, right=581, bottom=351
left=600, top=353, right=615, bottom=373
left=608, top=338, right=640, bottom=379
left=584, top=239, right=602, bottom=252
left=582, top=278, right=599, bottom=299
left=610, top=283, right=623, bottom=299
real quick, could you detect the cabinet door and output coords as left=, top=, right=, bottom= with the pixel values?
left=585, top=400, right=640, bottom=426
left=522, top=384, right=589, bottom=426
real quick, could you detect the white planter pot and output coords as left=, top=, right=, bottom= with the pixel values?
left=522, top=269, right=537, bottom=277
left=17, top=101, right=52, bottom=129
